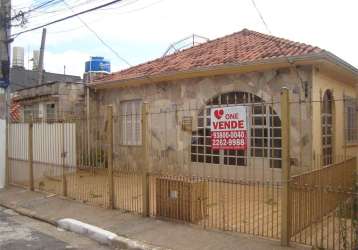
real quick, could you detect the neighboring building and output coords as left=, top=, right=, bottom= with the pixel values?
left=11, top=81, right=85, bottom=122
left=9, top=47, right=84, bottom=122
left=90, top=29, right=358, bottom=178
left=10, top=47, right=81, bottom=92
left=10, top=67, right=82, bottom=92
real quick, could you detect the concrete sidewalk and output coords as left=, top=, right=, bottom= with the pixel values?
left=0, top=186, right=308, bottom=250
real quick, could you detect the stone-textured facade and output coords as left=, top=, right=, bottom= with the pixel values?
left=92, top=66, right=314, bottom=180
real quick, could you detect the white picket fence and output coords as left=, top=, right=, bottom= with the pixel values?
left=8, top=123, right=77, bottom=165
left=8, top=122, right=77, bottom=184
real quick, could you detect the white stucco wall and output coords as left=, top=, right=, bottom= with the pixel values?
left=0, top=119, right=5, bottom=188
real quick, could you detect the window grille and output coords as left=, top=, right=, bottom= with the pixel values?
left=120, top=100, right=142, bottom=145
left=344, top=96, right=358, bottom=144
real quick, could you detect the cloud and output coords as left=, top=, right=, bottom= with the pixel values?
left=44, top=50, right=90, bottom=76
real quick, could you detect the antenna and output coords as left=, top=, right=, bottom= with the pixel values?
left=162, top=34, right=209, bottom=57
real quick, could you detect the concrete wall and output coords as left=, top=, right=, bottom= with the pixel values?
left=93, top=66, right=314, bottom=180
left=57, top=83, right=85, bottom=116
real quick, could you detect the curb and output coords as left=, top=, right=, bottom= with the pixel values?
left=57, top=218, right=168, bottom=250
left=0, top=202, right=57, bottom=226
left=0, top=202, right=168, bottom=250
left=111, top=235, right=168, bottom=250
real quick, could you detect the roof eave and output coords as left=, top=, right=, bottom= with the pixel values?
left=321, top=51, right=358, bottom=77
left=91, top=53, right=358, bottom=90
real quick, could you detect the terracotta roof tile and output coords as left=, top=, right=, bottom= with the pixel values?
left=96, top=29, right=323, bottom=83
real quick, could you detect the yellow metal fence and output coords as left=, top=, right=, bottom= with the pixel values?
left=290, top=157, right=357, bottom=249
left=6, top=94, right=358, bottom=250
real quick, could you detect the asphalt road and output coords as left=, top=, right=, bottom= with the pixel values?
left=0, top=206, right=111, bottom=250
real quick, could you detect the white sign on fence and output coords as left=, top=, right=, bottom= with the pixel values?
left=210, top=106, right=248, bottom=150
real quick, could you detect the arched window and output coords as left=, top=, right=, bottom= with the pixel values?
left=322, top=90, right=333, bottom=166
left=191, top=92, right=281, bottom=168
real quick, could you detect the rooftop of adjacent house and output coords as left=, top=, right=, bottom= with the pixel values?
left=94, top=28, right=358, bottom=85
left=10, top=67, right=82, bottom=92
left=12, top=80, right=85, bottom=102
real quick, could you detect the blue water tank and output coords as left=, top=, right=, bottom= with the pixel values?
left=85, top=56, right=111, bottom=73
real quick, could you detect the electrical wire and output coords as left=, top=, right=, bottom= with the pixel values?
left=32, top=0, right=165, bottom=34
left=11, top=0, right=124, bottom=38
left=250, top=0, right=271, bottom=34
left=11, top=0, right=64, bottom=21
left=28, top=0, right=102, bottom=18
left=62, top=0, right=132, bottom=66
left=13, top=0, right=101, bottom=28
left=19, top=0, right=137, bottom=32
left=15, top=0, right=107, bottom=28
left=250, top=0, right=307, bottom=92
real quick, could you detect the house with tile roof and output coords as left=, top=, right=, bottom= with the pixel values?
left=89, top=29, right=358, bottom=179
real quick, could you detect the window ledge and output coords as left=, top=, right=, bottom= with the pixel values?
left=343, top=143, right=358, bottom=148
left=118, top=144, right=143, bottom=148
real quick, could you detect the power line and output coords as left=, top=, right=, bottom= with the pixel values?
left=11, top=0, right=124, bottom=38
left=101, top=0, right=162, bottom=11
left=250, top=0, right=271, bottom=34
left=27, top=0, right=103, bottom=19
left=13, top=0, right=107, bottom=26
left=43, top=0, right=164, bottom=34
left=11, top=0, right=63, bottom=21
left=62, top=0, right=131, bottom=66
left=20, top=1, right=105, bottom=31
left=27, top=0, right=62, bottom=12
left=250, top=0, right=306, bottom=94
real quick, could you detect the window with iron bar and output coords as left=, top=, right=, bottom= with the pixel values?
left=344, top=96, right=358, bottom=144
left=191, top=92, right=282, bottom=168
left=120, top=100, right=142, bottom=145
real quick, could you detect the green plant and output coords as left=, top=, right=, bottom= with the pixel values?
left=339, top=215, right=348, bottom=250
left=353, top=174, right=358, bottom=249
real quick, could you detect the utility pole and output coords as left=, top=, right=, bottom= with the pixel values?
left=37, top=28, right=46, bottom=85
left=0, top=0, right=11, bottom=189
left=0, top=0, right=11, bottom=94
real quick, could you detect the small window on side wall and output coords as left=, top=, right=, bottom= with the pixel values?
left=120, top=100, right=142, bottom=146
left=344, top=96, right=358, bottom=144
left=46, top=103, right=56, bottom=122
left=23, top=104, right=39, bottom=122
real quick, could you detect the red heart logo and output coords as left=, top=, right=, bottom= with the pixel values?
left=214, top=109, right=224, bottom=119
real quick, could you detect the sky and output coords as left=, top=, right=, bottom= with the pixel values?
left=10, top=0, right=358, bottom=77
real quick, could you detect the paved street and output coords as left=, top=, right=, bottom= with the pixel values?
left=0, top=206, right=110, bottom=250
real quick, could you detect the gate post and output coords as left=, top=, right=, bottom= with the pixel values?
left=142, top=103, right=150, bottom=216
left=107, top=105, right=114, bottom=209
left=61, top=121, right=67, bottom=197
left=5, top=120, right=9, bottom=187
left=28, top=121, right=34, bottom=191
left=280, top=87, right=291, bottom=246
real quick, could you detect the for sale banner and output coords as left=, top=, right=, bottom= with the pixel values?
left=210, top=106, right=248, bottom=150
